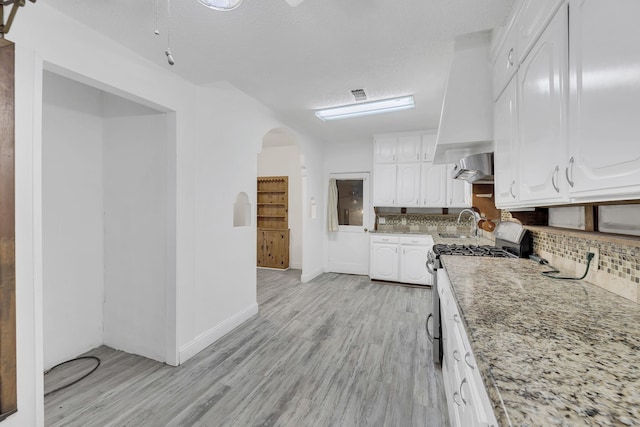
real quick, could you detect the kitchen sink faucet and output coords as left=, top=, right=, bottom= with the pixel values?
left=457, top=209, right=479, bottom=245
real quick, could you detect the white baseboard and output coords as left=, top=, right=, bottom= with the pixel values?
left=325, top=262, right=369, bottom=276
left=301, top=267, right=324, bottom=283
left=178, top=303, right=259, bottom=364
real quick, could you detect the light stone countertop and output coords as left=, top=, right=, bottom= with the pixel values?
left=440, top=256, right=640, bottom=427
left=369, top=230, right=495, bottom=246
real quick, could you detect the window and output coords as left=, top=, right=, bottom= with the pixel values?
left=336, top=179, right=364, bottom=226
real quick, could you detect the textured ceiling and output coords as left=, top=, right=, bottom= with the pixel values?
left=45, top=0, right=514, bottom=143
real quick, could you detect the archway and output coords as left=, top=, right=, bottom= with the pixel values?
left=257, top=128, right=304, bottom=275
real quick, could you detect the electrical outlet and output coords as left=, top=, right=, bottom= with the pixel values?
left=589, top=247, right=600, bottom=270
left=378, top=217, right=386, bottom=225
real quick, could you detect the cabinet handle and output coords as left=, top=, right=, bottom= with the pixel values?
left=393, top=155, right=396, bottom=162
left=453, top=349, right=461, bottom=362
left=453, top=314, right=461, bottom=323
left=459, top=378, right=468, bottom=405
left=507, top=47, right=514, bottom=67
left=552, top=166, right=560, bottom=193
left=566, top=156, right=575, bottom=187
left=426, top=314, right=434, bottom=342
left=416, top=153, right=420, bottom=160
left=453, top=392, right=463, bottom=407
left=464, top=351, right=476, bottom=369
left=510, top=180, right=516, bottom=199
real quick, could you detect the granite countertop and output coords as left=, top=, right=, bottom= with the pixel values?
left=440, top=256, right=640, bottom=426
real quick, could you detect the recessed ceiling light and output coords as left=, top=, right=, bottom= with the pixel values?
left=315, top=95, right=415, bottom=121
left=196, top=0, right=243, bottom=11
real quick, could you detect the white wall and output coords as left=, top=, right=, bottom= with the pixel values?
left=258, top=145, right=303, bottom=269
left=42, top=72, right=105, bottom=370
left=102, top=94, right=169, bottom=362
left=324, top=139, right=374, bottom=274
left=10, top=4, right=327, bottom=425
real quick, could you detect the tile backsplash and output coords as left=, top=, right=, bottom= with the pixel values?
left=376, top=214, right=475, bottom=234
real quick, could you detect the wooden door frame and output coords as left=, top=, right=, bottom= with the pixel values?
left=0, top=37, right=18, bottom=421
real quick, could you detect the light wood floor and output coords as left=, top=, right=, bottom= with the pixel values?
left=44, top=269, right=448, bottom=427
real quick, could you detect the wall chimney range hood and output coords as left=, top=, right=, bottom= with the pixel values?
left=451, top=152, right=494, bottom=184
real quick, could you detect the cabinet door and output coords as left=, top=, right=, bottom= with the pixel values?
left=518, top=5, right=569, bottom=205
left=568, top=0, right=640, bottom=202
left=373, top=164, right=397, bottom=206
left=421, top=133, right=437, bottom=162
left=397, top=135, right=422, bottom=163
left=421, top=163, right=447, bottom=207
left=492, top=22, right=518, bottom=101
left=494, top=77, right=520, bottom=208
left=446, top=164, right=471, bottom=208
left=263, top=230, right=289, bottom=269
left=370, top=243, right=399, bottom=281
left=396, top=163, right=421, bottom=207
left=399, top=245, right=430, bottom=285
left=257, top=231, right=265, bottom=267
left=517, top=0, right=566, bottom=62
left=374, top=137, right=397, bottom=163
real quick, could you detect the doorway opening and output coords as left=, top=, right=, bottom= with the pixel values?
left=257, top=128, right=303, bottom=274
left=41, top=70, right=177, bottom=384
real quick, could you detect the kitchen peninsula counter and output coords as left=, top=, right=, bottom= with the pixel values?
left=440, top=256, right=640, bottom=427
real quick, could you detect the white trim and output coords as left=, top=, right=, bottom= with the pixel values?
left=301, top=267, right=324, bottom=283
left=178, top=303, right=258, bottom=364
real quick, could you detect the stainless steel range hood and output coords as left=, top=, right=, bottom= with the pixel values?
left=451, top=152, right=494, bottom=184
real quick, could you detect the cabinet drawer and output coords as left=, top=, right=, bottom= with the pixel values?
left=516, top=0, right=565, bottom=63
left=370, top=235, right=400, bottom=244
left=399, top=235, right=433, bottom=246
left=492, top=23, right=518, bottom=100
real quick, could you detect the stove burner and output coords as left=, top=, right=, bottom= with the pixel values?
left=432, top=244, right=515, bottom=258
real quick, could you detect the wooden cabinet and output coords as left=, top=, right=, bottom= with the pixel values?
left=257, top=176, right=289, bottom=269
left=517, top=4, right=569, bottom=205
left=421, top=163, right=447, bottom=207
left=494, top=77, right=520, bottom=208
left=396, top=163, right=421, bottom=207
left=567, top=0, right=640, bottom=202
left=438, top=269, right=498, bottom=427
left=257, top=229, right=290, bottom=269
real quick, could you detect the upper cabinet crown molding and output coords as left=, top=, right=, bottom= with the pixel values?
left=434, top=31, right=494, bottom=164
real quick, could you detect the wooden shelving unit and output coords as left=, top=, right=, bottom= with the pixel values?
left=257, top=176, right=289, bottom=269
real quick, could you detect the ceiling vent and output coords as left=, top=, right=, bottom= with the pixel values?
left=351, top=89, right=367, bottom=101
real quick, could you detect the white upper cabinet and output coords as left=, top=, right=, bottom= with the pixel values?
left=517, top=4, right=569, bottom=205
left=567, top=0, right=640, bottom=202
left=396, top=163, right=421, bottom=207
left=516, top=0, right=566, bottom=62
left=373, top=164, right=397, bottom=206
left=421, top=133, right=437, bottom=162
left=492, top=23, right=519, bottom=101
left=421, top=163, right=448, bottom=207
left=374, top=137, right=397, bottom=163
left=397, top=135, right=423, bottom=163
left=446, top=164, right=472, bottom=208
left=494, top=77, right=520, bottom=208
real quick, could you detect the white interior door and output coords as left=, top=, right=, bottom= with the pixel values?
left=327, top=172, right=372, bottom=275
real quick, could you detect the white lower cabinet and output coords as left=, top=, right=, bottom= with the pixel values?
left=438, top=269, right=498, bottom=427
left=370, top=235, right=433, bottom=285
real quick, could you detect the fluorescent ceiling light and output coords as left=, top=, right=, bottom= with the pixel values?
left=315, top=95, right=415, bottom=121
left=197, top=0, right=243, bottom=11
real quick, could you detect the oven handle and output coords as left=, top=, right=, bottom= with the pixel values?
left=425, top=313, right=434, bottom=343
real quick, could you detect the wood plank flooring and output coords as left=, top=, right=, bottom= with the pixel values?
left=44, top=270, right=449, bottom=427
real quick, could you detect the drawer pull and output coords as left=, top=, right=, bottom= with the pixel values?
left=459, top=378, right=468, bottom=405
left=453, top=391, right=463, bottom=406
left=464, top=351, right=476, bottom=369
left=426, top=314, right=434, bottom=343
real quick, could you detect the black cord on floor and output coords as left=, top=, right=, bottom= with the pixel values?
left=44, top=356, right=101, bottom=396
